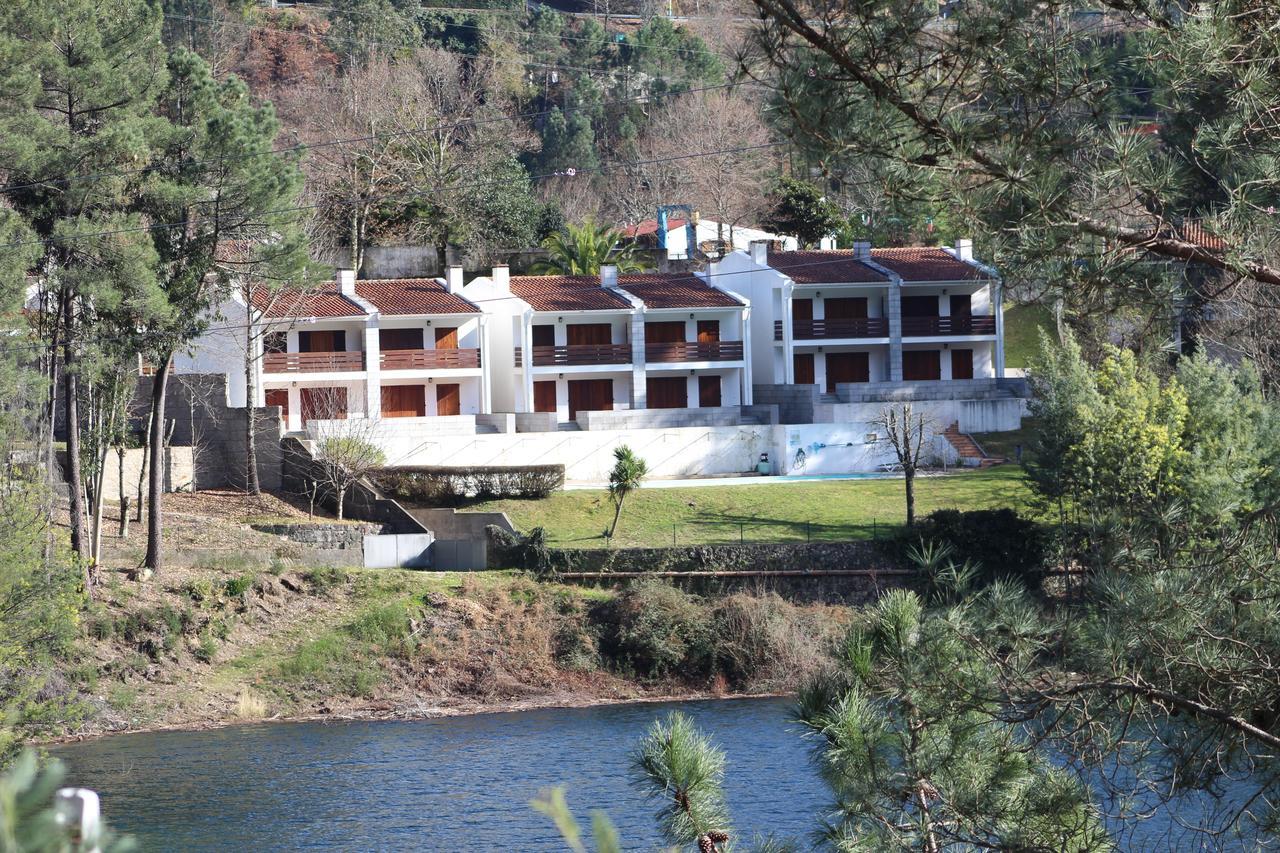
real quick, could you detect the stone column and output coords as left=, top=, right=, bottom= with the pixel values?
left=888, top=278, right=904, bottom=382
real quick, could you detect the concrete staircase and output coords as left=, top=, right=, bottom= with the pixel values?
left=942, top=422, right=1004, bottom=467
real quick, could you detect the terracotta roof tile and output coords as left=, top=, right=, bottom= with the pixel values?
left=870, top=247, right=990, bottom=282
left=618, top=273, right=742, bottom=309
left=355, top=279, right=478, bottom=315
left=765, top=250, right=889, bottom=284
left=622, top=218, right=688, bottom=238
left=508, top=276, right=634, bottom=312
left=252, top=284, right=367, bottom=319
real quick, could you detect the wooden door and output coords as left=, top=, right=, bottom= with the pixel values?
left=825, top=352, right=870, bottom=392
left=792, top=298, right=813, bottom=322
left=381, top=384, right=425, bottom=418
left=265, top=389, right=289, bottom=420
left=949, top=295, right=972, bottom=317
left=381, top=328, right=423, bottom=351
left=645, top=321, right=685, bottom=343
left=698, top=375, right=722, bottom=408
left=568, top=379, right=612, bottom=419
left=793, top=352, right=815, bottom=385
left=435, top=383, right=461, bottom=416
left=567, top=323, right=611, bottom=346
left=793, top=350, right=814, bottom=384
left=299, top=329, right=343, bottom=352
left=300, top=387, right=346, bottom=422
left=951, top=349, right=974, bottom=380
left=532, top=325, right=556, bottom=347
left=823, top=297, right=868, bottom=319
left=646, top=376, right=688, bottom=409
left=696, top=320, right=720, bottom=342
left=434, top=326, right=459, bottom=349
left=533, top=380, right=557, bottom=413
left=901, top=295, right=939, bottom=317
left=903, top=350, right=942, bottom=380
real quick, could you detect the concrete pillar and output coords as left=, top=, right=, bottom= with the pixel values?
left=519, top=313, right=534, bottom=412
left=630, top=310, right=647, bottom=409
left=781, top=283, right=795, bottom=384
left=478, top=314, right=492, bottom=413
left=364, top=317, right=381, bottom=418
left=740, top=305, right=753, bottom=405
left=888, top=278, right=904, bottom=382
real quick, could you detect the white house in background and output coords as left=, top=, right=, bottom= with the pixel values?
left=622, top=218, right=799, bottom=260
left=181, top=269, right=490, bottom=433
left=715, top=239, right=1003, bottom=392
left=462, top=265, right=751, bottom=422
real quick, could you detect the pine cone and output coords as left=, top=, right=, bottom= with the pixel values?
left=698, top=835, right=715, bottom=853
left=708, top=831, right=729, bottom=843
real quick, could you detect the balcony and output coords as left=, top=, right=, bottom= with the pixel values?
left=901, top=316, right=996, bottom=336
left=380, top=348, right=481, bottom=370
left=263, top=351, right=364, bottom=373
left=514, top=344, right=632, bottom=367
left=645, top=341, right=744, bottom=362
left=775, top=318, right=889, bottom=341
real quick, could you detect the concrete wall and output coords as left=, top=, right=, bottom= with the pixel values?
left=100, top=446, right=195, bottom=499
left=752, top=383, right=821, bottom=424
left=363, top=533, right=434, bottom=568
left=575, top=405, right=775, bottom=431
left=409, top=506, right=516, bottom=538
left=130, top=374, right=285, bottom=491
left=280, top=437, right=427, bottom=533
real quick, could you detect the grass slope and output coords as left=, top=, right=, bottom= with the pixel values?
left=1003, top=302, right=1055, bottom=369
left=469, top=466, right=1033, bottom=549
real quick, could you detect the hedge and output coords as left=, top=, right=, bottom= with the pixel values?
left=375, top=464, right=565, bottom=505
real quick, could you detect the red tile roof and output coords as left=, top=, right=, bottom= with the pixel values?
left=622, top=218, right=688, bottom=238
left=355, top=279, right=478, bottom=315
left=508, top=276, right=635, bottom=312
left=618, top=273, right=742, bottom=309
left=252, top=284, right=367, bottom=319
left=765, top=250, right=890, bottom=284
left=870, top=247, right=990, bottom=282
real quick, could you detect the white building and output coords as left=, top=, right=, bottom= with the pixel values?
left=622, top=218, right=799, bottom=260
left=714, top=239, right=1003, bottom=393
left=461, top=265, right=752, bottom=424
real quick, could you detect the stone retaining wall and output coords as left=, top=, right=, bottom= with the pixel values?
left=249, top=522, right=382, bottom=551
left=556, top=540, right=899, bottom=574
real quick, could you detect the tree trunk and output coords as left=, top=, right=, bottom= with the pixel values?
left=244, top=314, right=261, bottom=495
left=136, top=408, right=151, bottom=522
left=336, top=483, right=346, bottom=520
left=904, top=466, right=916, bottom=527
left=62, top=297, right=89, bottom=564
left=609, top=496, right=624, bottom=538
left=144, top=356, right=173, bottom=571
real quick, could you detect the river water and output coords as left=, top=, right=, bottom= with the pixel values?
left=52, top=698, right=827, bottom=851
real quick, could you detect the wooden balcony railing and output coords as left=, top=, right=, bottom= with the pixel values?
left=644, top=341, right=744, bottom=362
left=901, top=316, right=996, bottom=336
left=776, top=318, right=889, bottom=340
left=514, top=344, right=632, bottom=367
left=263, top=351, right=364, bottom=373
left=380, top=348, right=481, bottom=370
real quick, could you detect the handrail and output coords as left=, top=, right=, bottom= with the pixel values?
left=263, top=351, right=364, bottom=373
left=380, top=348, right=481, bottom=370
left=514, top=344, right=633, bottom=367
left=644, top=341, right=744, bottom=362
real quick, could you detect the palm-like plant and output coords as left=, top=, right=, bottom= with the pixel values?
left=532, top=218, right=646, bottom=275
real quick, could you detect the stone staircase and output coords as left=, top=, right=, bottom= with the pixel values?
left=942, top=422, right=1004, bottom=467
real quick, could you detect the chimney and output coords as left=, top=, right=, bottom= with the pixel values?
left=818, top=235, right=837, bottom=251
left=600, top=264, right=619, bottom=289
left=749, top=240, right=769, bottom=266
left=852, top=240, right=871, bottom=260
left=337, top=269, right=356, bottom=295
left=446, top=265, right=463, bottom=294
left=492, top=264, right=509, bottom=292
left=954, top=238, right=974, bottom=261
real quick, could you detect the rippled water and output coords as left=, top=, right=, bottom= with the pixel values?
left=52, top=698, right=827, bottom=852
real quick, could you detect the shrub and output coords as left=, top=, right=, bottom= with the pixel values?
left=184, top=579, right=215, bottom=603
left=224, top=575, right=255, bottom=598
left=711, top=593, right=840, bottom=689
left=347, top=604, right=411, bottom=647
left=374, top=464, right=566, bottom=505
left=892, top=509, right=1047, bottom=588
left=594, top=581, right=713, bottom=680
left=194, top=633, right=218, bottom=663
left=304, top=566, right=349, bottom=596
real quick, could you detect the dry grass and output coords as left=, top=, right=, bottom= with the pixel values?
left=235, top=689, right=268, bottom=720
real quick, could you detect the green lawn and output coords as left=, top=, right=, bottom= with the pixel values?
left=467, top=466, right=1034, bottom=549
left=1003, top=302, right=1054, bottom=369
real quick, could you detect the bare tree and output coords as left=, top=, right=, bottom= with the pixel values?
left=874, top=402, right=934, bottom=527
left=308, top=388, right=386, bottom=521
left=638, top=89, right=773, bottom=247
